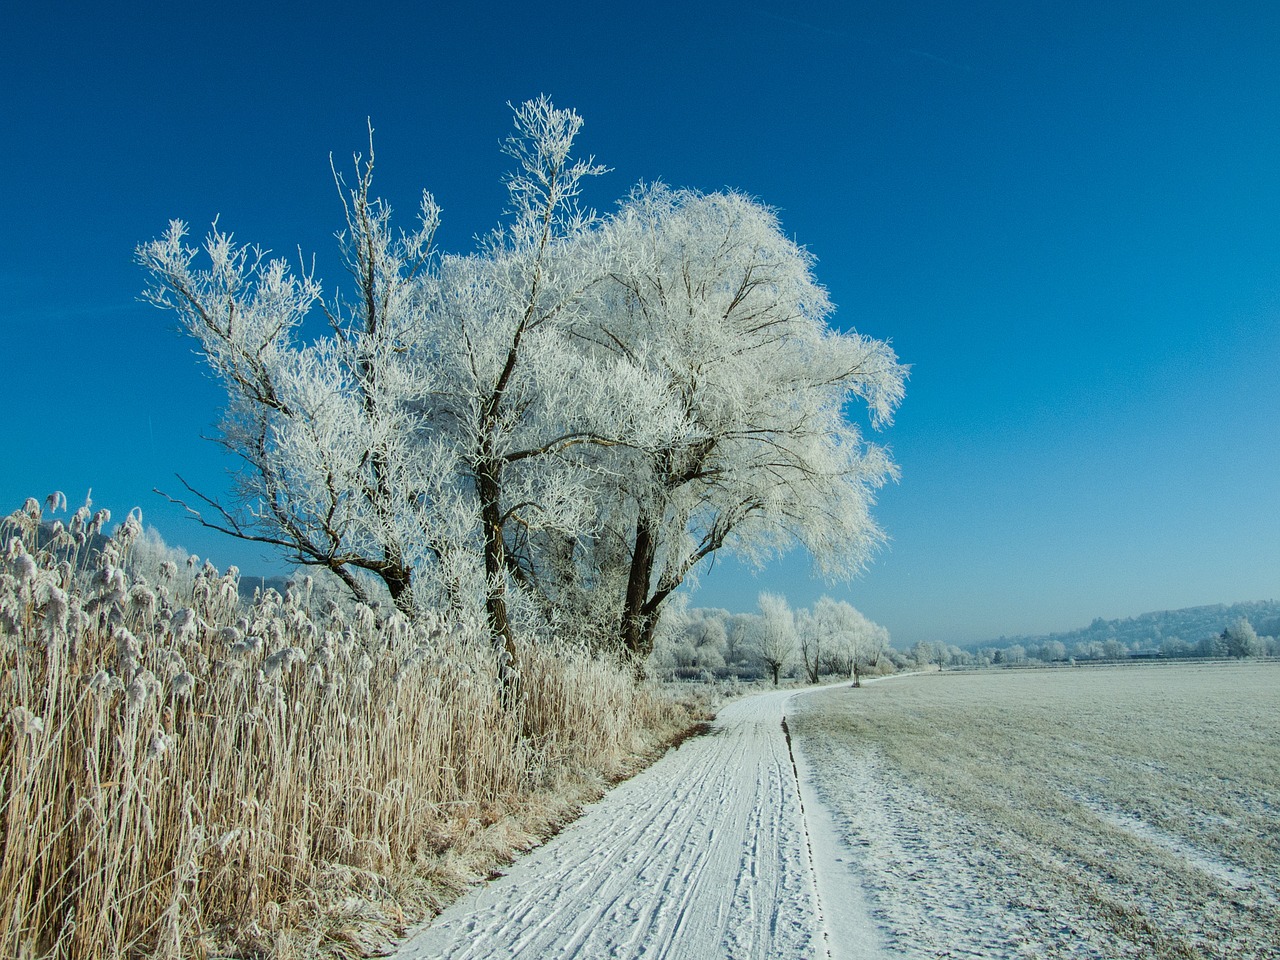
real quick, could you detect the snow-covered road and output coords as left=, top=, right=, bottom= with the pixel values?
left=391, top=686, right=881, bottom=960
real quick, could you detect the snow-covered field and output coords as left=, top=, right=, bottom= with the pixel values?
left=392, top=663, right=1279, bottom=959
left=791, top=662, right=1280, bottom=960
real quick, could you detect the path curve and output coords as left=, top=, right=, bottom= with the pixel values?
left=391, top=686, right=875, bottom=960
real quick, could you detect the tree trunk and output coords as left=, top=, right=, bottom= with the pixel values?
left=635, top=610, right=662, bottom=662
left=620, top=512, right=701, bottom=673
left=477, top=459, right=519, bottom=703
left=621, top=515, right=657, bottom=661
left=381, top=563, right=416, bottom=619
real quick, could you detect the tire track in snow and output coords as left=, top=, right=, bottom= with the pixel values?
left=392, top=687, right=864, bottom=960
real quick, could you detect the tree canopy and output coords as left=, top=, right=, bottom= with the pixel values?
left=139, top=98, right=906, bottom=666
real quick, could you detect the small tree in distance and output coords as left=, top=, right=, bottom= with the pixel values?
left=797, top=606, right=825, bottom=684
left=812, top=596, right=886, bottom=686
left=1222, top=618, right=1262, bottom=658
left=755, top=592, right=797, bottom=686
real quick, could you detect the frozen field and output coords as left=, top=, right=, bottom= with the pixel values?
left=790, top=662, right=1280, bottom=959
left=389, top=664, right=1277, bottom=959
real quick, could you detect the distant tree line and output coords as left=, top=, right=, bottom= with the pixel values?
left=650, top=593, right=915, bottom=685
left=948, top=603, right=1280, bottom=667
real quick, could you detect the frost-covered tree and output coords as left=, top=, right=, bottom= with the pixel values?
left=724, top=613, right=755, bottom=668
left=667, top=623, right=728, bottom=674
left=680, top=608, right=730, bottom=668
left=1000, top=642, right=1027, bottom=665
left=416, top=99, right=623, bottom=668
left=141, top=100, right=905, bottom=677
left=754, top=592, right=797, bottom=686
left=1222, top=618, right=1262, bottom=658
left=576, top=186, right=906, bottom=660
left=139, top=100, right=634, bottom=655
left=797, top=607, right=827, bottom=684
left=805, top=595, right=886, bottom=686
left=1101, top=638, right=1128, bottom=660
left=1037, top=640, right=1067, bottom=662
left=138, top=134, right=444, bottom=618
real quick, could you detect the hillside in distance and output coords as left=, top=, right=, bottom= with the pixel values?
left=971, top=599, right=1280, bottom=654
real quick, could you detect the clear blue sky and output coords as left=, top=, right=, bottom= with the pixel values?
left=4, top=1, right=1278, bottom=645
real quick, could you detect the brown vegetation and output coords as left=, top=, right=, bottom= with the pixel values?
left=0, top=497, right=703, bottom=959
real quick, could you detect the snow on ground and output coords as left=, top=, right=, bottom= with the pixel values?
left=790, top=732, right=1054, bottom=959
left=391, top=685, right=873, bottom=960
left=789, top=666, right=1280, bottom=960
left=391, top=665, right=1280, bottom=960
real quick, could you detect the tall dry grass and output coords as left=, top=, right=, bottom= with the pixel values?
left=0, top=496, right=701, bottom=959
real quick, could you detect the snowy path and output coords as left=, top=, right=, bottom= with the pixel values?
left=391, top=686, right=882, bottom=960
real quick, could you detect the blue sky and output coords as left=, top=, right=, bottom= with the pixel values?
left=3, top=1, right=1278, bottom=645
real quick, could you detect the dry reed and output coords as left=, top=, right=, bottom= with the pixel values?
left=0, top=497, right=701, bottom=959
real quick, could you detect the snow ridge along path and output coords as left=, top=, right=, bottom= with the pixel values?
left=392, top=686, right=882, bottom=960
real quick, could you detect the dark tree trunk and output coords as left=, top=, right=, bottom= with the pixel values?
left=478, top=459, right=519, bottom=702
left=619, top=513, right=691, bottom=672
left=621, top=515, right=658, bottom=662
left=381, top=562, right=416, bottom=619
